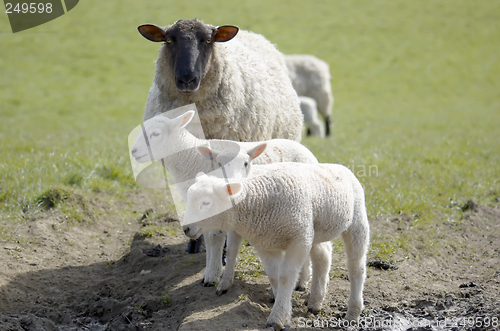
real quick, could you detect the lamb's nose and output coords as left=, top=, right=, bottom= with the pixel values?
left=131, top=148, right=137, bottom=155
left=183, top=227, right=190, bottom=235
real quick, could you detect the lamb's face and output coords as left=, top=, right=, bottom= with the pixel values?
left=138, top=20, right=239, bottom=96
left=131, top=119, right=167, bottom=163
left=182, top=174, right=243, bottom=236
left=131, top=110, right=195, bottom=163
left=216, top=152, right=251, bottom=179
left=197, top=142, right=267, bottom=179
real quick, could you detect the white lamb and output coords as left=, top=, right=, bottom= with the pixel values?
left=138, top=19, right=303, bottom=142
left=183, top=163, right=370, bottom=329
left=299, top=96, right=325, bottom=137
left=130, top=110, right=317, bottom=289
left=285, top=54, right=334, bottom=136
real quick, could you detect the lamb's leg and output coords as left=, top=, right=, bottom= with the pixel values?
left=305, top=242, right=332, bottom=313
left=265, top=244, right=308, bottom=330
left=295, top=256, right=311, bottom=291
left=254, top=248, right=282, bottom=303
left=216, top=231, right=243, bottom=295
left=341, top=221, right=369, bottom=321
left=202, top=230, right=226, bottom=286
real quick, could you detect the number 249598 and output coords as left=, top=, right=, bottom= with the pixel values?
left=5, top=3, right=53, bottom=14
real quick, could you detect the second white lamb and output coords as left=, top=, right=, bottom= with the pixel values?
left=183, top=162, right=370, bottom=329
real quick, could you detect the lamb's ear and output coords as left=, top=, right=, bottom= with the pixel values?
left=195, top=172, right=207, bottom=180
left=197, top=146, right=213, bottom=160
left=138, top=24, right=166, bottom=42
left=170, top=110, right=195, bottom=129
left=179, top=110, right=195, bottom=128
left=213, top=25, right=239, bottom=42
left=247, top=143, right=267, bottom=161
left=226, top=182, right=243, bottom=197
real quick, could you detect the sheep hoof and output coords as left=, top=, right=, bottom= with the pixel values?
left=307, top=307, right=320, bottom=315
left=264, top=322, right=288, bottom=330
left=203, top=281, right=216, bottom=287
left=294, top=285, right=306, bottom=292
left=303, top=293, right=310, bottom=305
left=215, top=288, right=227, bottom=296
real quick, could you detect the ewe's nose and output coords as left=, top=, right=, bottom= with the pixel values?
left=176, top=73, right=200, bottom=93
left=183, top=226, right=190, bottom=235
left=131, top=147, right=137, bottom=155
left=177, top=75, right=198, bottom=90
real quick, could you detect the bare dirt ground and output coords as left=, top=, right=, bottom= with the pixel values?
left=0, top=191, right=499, bottom=331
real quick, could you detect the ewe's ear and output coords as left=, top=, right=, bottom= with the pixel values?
left=248, top=143, right=267, bottom=161
left=213, top=25, right=239, bottom=42
left=138, top=24, right=166, bottom=42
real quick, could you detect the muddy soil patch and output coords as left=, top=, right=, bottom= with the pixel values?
left=0, top=199, right=499, bottom=330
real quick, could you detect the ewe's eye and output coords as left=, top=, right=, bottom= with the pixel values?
left=165, top=37, right=172, bottom=44
left=149, top=131, right=160, bottom=139
left=244, top=162, right=249, bottom=168
left=206, top=38, right=212, bottom=44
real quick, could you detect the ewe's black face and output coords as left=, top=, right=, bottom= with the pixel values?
left=138, top=19, right=239, bottom=96
left=164, top=20, right=214, bottom=95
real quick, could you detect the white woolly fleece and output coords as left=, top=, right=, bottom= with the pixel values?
left=144, top=29, right=303, bottom=142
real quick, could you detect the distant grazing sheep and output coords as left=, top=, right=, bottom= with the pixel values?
left=183, top=162, right=370, bottom=329
left=299, top=96, right=324, bottom=137
left=285, top=54, right=333, bottom=136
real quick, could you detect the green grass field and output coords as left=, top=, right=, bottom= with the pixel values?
left=1, top=1, right=499, bottom=258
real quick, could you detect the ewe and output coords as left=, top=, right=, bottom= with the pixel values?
left=183, top=163, right=370, bottom=330
left=130, top=110, right=317, bottom=288
left=138, top=19, right=303, bottom=141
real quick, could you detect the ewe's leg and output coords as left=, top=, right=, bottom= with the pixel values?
left=265, top=245, right=308, bottom=330
left=305, top=242, right=332, bottom=313
left=342, top=222, right=369, bottom=321
left=203, top=230, right=226, bottom=286
left=295, top=256, right=311, bottom=291
left=216, top=231, right=243, bottom=295
left=186, top=236, right=204, bottom=254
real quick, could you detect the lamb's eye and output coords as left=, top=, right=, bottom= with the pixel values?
left=165, top=37, right=172, bottom=44
left=206, top=38, right=212, bottom=44
left=150, top=132, right=160, bottom=139
left=244, top=162, right=249, bottom=167
left=200, top=200, right=211, bottom=211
